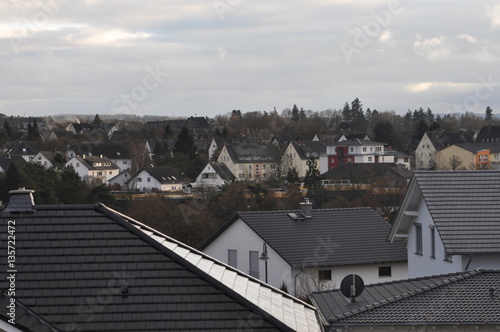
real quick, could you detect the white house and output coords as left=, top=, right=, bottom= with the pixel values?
left=66, top=142, right=132, bottom=172
left=65, top=155, right=120, bottom=184
left=108, top=171, right=132, bottom=189
left=200, top=199, right=408, bottom=297
left=282, top=141, right=327, bottom=177
left=192, top=162, right=234, bottom=190
left=130, top=167, right=183, bottom=192
left=388, top=170, right=500, bottom=278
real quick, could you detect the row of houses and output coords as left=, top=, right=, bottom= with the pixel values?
left=416, top=125, right=500, bottom=170
left=1, top=170, right=499, bottom=331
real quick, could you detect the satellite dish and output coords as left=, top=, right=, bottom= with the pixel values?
left=340, top=274, right=365, bottom=303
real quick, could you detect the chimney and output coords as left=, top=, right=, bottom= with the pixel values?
left=5, top=188, right=35, bottom=212
left=300, top=197, right=312, bottom=219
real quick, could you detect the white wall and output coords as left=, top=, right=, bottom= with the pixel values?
left=407, top=199, right=462, bottom=278
left=203, top=219, right=293, bottom=292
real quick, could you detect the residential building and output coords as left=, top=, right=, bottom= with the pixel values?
left=321, top=139, right=397, bottom=171
left=415, top=130, right=473, bottom=169
left=217, top=142, right=278, bottom=182
left=130, top=167, right=184, bottom=192
left=200, top=200, right=408, bottom=297
left=474, top=124, right=500, bottom=143
left=66, top=142, right=132, bottom=172
left=310, top=268, right=500, bottom=331
left=388, top=171, right=500, bottom=278
left=436, top=143, right=500, bottom=170
left=65, top=155, right=120, bottom=183
left=192, top=162, right=235, bottom=190
left=4, top=141, right=37, bottom=162
left=282, top=141, right=327, bottom=178
left=0, top=188, right=323, bottom=332
left=108, top=171, right=132, bottom=189
left=30, top=151, right=64, bottom=169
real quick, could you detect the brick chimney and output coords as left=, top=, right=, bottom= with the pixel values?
left=300, top=197, right=312, bottom=219
left=5, top=188, right=35, bottom=212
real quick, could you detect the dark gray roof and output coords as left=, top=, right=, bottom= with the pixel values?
left=141, top=166, right=184, bottom=184
left=412, top=171, right=500, bottom=254
left=0, top=191, right=322, bottom=332
left=201, top=208, right=407, bottom=268
left=450, top=142, right=500, bottom=153
left=321, top=163, right=411, bottom=186
left=73, top=155, right=120, bottom=171
left=328, top=139, right=385, bottom=147
left=475, top=124, right=500, bottom=143
left=69, top=142, right=131, bottom=159
left=311, top=269, right=500, bottom=327
left=426, top=130, right=474, bottom=151
left=209, top=162, right=235, bottom=181
left=291, top=141, right=326, bottom=160
left=223, top=143, right=278, bottom=164
left=6, top=141, right=38, bottom=156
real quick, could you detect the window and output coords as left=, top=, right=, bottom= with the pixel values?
left=415, top=223, right=422, bottom=255
left=137, top=177, right=142, bottom=182
left=363, top=147, right=367, bottom=152
left=378, top=266, right=392, bottom=277
left=430, top=226, right=435, bottom=258
left=147, top=177, right=151, bottom=182
left=249, top=251, right=259, bottom=278
left=228, top=250, right=237, bottom=268
left=318, top=270, right=332, bottom=281
left=123, top=161, right=128, bottom=165
left=376, top=147, right=382, bottom=152
left=368, top=157, right=372, bottom=162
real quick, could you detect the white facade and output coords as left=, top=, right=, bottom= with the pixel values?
left=108, top=171, right=132, bottom=188
left=30, top=152, right=53, bottom=169
left=193, top=163, right=227, bottom=188
left=203, top=218, right=408, bottom=296
left=132, top=169, right=182, bottom=192
left=65, top=156, right=120, bottom=184
left=415, top=133, right=436, bottom=169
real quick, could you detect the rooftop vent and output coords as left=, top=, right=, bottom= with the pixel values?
left=5, top=188, right=35, bottom=213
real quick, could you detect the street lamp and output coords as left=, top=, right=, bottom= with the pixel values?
left=259, top=242, right=269, bottom=283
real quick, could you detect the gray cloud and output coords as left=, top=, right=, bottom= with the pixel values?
left=0, top=0, right=498, bottom=118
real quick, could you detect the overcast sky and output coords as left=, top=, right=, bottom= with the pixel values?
left=1, top=0, right=499, bottom=119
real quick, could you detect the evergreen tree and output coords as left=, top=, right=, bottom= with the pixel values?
left=373, top=121, right=396, bottom=146
left=291, top=104, right=300, bottom=121
left=174, top=127, right=197, bottom=158
left=304, top=157, right=321, bottom=193
left=163, top=124, right=172, bottom=139
left=92, top=114, right=103, bottom=125
left=341, top=102, right=351, bottom=125
left=3, top=119, right=12, bottom=138
left=485, top=106, right=493, bottom=121
left=286, top=167, right=300, bottom=184
left=215, top=128, right=222, bottom=138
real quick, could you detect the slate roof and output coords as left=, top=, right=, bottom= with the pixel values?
left=140, top=166, right=184, bottom=184
left=475, top=124, right=500, bottom=143
left=200, top=208, right=407, bottom=268
left=310, top=268, right=500, bottom=327
left=69, top=142, right=131, bottom=159
left=426, top=130, right=474, bottom=151
left=321, top=163, right=411, bottom=186
left=0, top=190, right=322, bottom=332
left=223, top=143, right=278, bottom=164
left=72, top=155, right=120, bottom=171
left=290, top=141, right=326, bottom=160
left=327, top=139, right=384, bottom=147
left=448, top=142, right=500, bottom=153
left=389, top=170, right=500, bottom=254
left=209, top=162, right=235, bottom=181
left=6, top=141, right=38, bottom=157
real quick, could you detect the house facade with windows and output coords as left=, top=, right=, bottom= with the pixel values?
left=130, top=167, right=184, bottom=192
left=388, top=171, right=500, bottom=278
left=282, top=141, right=327, bottom=177
left=65, top=155, right=120, bottom=183
left=436, top=143, right=500, bottom=170
left=217, top=143, right=278, bottom=182
left=66, top=142, right=132, bottom=172
left=320, top=139, right=399, bottom=172
left=192, top=162, right=235, bottom=190
left=200, top=200, right=408, bottom=297
left=415, top=130, right=473, bottom=169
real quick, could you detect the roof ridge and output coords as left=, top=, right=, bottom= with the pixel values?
left=238, top=207, right=372, bottom=214
left=329, top=269, right=484, bottom=322
left=95, top=204, right=320, bottom=331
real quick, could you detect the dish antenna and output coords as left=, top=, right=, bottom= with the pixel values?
left=340, top=274, right=364, bottom=303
